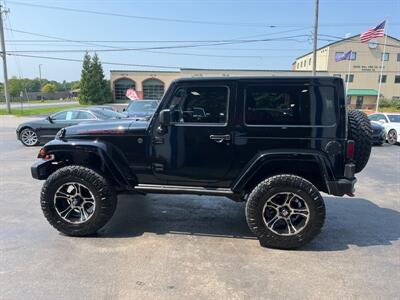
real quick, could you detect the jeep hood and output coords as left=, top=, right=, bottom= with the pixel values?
left=62, top=119, right=149, bottom=137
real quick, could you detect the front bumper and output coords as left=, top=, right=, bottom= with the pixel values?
left=372, top=131, right=385, bottom=144
left=31, top=159, right=54, bottom=180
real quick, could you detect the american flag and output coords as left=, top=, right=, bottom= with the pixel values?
left=360, top=21, right=385, bottom=43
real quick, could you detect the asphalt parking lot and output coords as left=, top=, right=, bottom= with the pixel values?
left=1, top=116, right=399, bottom=299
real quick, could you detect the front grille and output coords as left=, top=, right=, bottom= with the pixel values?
left=373, top=128, right=382, bottom=135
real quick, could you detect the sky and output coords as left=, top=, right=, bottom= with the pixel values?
left=1, top=0, right=399, bottom=82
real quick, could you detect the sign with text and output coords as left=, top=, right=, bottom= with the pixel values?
left=126, top=88, right=140, bottom=100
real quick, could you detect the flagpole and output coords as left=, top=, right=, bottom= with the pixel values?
left=376, top=19, right=388, bottom=112
left=345, top=51, right=352, bottom=97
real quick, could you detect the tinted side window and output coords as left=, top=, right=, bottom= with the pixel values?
left=76, top=111, right=95, bottom=119
left=169, top=86, right=228, bottom=124
left=244, top=85, right=336, bottom=126
left=368, top=114, right=379, bottom=121
left=375, top=114, right=387, bottom=122
left=51, top=111, right=67, bottom=121
left=65, top=111, right=80, bottom=120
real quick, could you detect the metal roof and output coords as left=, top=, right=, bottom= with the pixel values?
left=347, top=89, right=380, bottom=96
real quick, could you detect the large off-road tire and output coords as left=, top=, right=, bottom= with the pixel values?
left=41, top=165, right=117, bottom=236
left=245, top=175, right=325, bottom=249
left=348, top=110, right=372, bottom=173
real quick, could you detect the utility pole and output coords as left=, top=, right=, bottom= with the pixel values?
left=0, top=4, right=11, bottom=113
left=312, top=0, right=319, bottom=76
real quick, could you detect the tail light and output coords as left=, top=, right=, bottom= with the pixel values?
left=346, top=140, right=355, bottom=160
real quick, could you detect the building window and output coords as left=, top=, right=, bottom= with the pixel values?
left=142, top=79, right=164, bottom=100
left=381, top=53, right=389, bottom=61
left=345, top=74, right=354, bottom=83
left=379, top=75, right=387, bottom=83
left=335, top=51, right=344, bottom=58
left=309, top=58, right=312, bottom=65
left=114, top=78, right=135, bottom=100
left=350, top=52, right=357, bottom=60
left=333, top=74, right=341, bottom=78
left=296, top=62, right=299, bottom=69
left=395, top=75, right=400, bottom=84
left=397, top=53, right=400, bottom=62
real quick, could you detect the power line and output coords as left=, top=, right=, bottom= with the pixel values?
left=6, top=52, right=182, bottom=69
left=4, top=27, right=311, bottom=44
left=7, top=1, right=400, bottom=28
left=4, top=27, right=311, bottom=51
left=6, top=0, right=297, bottom=28
left=319, top=34, right=400, bottom=48
left=4, top=27, right=310, bottom=46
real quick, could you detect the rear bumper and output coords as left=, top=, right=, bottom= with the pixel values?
left=327, top=178, right=357, bottom=196
left=31, top=159, right=53, bottom=180
left=327, top=162, right=356, bottom=196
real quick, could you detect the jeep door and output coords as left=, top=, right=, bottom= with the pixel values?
left=150, top=82, right=235, bottom=187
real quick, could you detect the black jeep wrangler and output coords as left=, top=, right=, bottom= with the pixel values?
left=31, top=77, right=372, bottom=249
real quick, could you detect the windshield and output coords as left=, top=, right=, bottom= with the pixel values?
left=92, top=109, right=126, bottom=119
left=387, top=115, right=400, bottom=123
left=126, top=101, right=158, bottom=113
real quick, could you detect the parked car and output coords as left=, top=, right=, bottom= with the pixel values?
left=16, top=108, right=126, bottom=147
left=371, top=121, right=386, bottom=145
left=122, top=100, right=159, bottom=120
left=31, top=76, right=372, bottom=249
left=368, top=113, right=400, bottom=145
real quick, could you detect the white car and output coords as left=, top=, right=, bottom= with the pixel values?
left=368, top=113, right=400, bottom=145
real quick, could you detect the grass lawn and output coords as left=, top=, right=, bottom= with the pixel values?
left=0, top=104, right=85, bottom=116
left=0, top=99, right=77, bottom=104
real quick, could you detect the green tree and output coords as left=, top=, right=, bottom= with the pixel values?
left=70, top=81, right=80, bottom=90
left=41, top=83, right=57, bottom=93
left=9, top=77, right=24, bottom=97
left=78, top=52, right=92, bottom=104
left=88, top=53, right=105, bottom=104
left=103, top=79, right=112, bottom=101
left=79, top=52, right=111, bottom=104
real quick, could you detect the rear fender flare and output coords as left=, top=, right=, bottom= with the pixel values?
left=231, top=150, right=335, bottom=193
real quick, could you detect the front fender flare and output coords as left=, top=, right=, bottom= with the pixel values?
left=38, top=139, right=137, bottom=189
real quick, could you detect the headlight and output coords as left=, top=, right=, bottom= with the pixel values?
left=55, top=128, right=66, bottom=139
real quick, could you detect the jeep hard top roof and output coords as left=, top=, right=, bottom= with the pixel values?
left=172, top=76, right=342, bottom=85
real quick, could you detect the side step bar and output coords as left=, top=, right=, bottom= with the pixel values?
left=135, top=184, right=234, bottom=196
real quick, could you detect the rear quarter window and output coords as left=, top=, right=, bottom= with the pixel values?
left=244, top=84, right=337, bottom=126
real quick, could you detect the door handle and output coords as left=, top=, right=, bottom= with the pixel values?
left=210, top=134, right=231, bottom=143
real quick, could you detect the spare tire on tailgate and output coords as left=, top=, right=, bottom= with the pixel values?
left=347, top=110, right=372, bottom=173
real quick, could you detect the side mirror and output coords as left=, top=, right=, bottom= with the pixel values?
left=122, top=108, right=126, bottom=112
left=159, top=109, right=171, bottom=127
left=47, top=115, right=53, bottom=123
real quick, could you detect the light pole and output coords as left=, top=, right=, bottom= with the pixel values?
left=38, top=64, right=43, bottom=100
left=0, top=4, right=11, bottom=113
left=312, top=0, right=319, bottom=76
